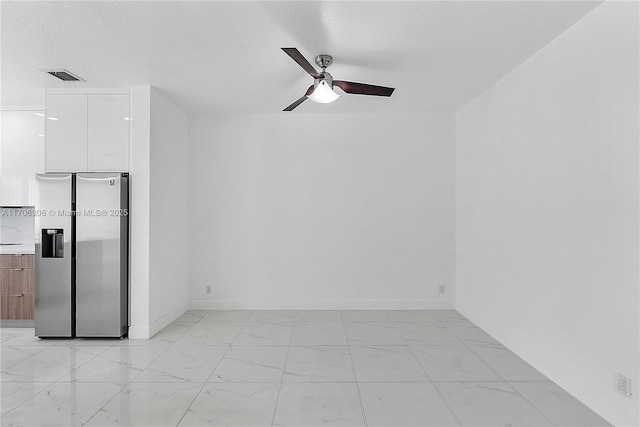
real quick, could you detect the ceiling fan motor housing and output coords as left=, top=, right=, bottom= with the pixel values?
left=315, top=54, right=333, bottom=69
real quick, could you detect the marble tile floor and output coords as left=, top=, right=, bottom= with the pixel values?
left=0, top=310, right=611, bottom=426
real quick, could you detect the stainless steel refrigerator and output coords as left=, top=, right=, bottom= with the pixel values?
left=34, top=173, right=129, bottom=338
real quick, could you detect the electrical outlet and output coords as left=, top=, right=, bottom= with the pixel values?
left=438, top=284, right=446, bottom=294
left=615, top=373, right=632, bottom=397
left=205, top=286, right=212, bottom=295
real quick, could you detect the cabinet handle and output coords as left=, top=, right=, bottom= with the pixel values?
left=14, top=294, right=24, bottom=297
left=12, top=268, right=24, bottom=271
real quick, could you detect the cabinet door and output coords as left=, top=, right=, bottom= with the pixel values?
left=88, top=94, right=129, bottom=171
left=0, top=255, right=12, bottom=268
left=0, top=254, right=34, bottom=269
left=46, top=94, right=88, bottom=172
left=1, top=294, right=34, bottom=319
left=13, top=254, right=35, bottom=269
left=0, top=269, right=35, bottom=294
left=0, top=111, right=41, bottom=206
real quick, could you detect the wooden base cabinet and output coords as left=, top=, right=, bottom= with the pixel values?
left=0, top=255, right=35, bottom=320
left=1, top=295, right=35, bottom=320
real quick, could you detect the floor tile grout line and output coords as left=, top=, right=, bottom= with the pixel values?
left=1, top=311, right=610, bottom=426
left=82, top=311, right=226, bottom=426
left=141, top=323, right=192, bottom=385
left=452, top=318, right=558, bottom=427
left=0, top=380, right=53, bottom=419
left=78, top=383, right=127, bottom=426
left=341, top=311, right=368, bottom=427
left=505, top=380, right=613, bottom=427
left=82, top=327, right=190, bottom=426
left=441, top=317, right=519, bottom=384
left=269, top=311, right=296, bottom=427
left=501, top=383, right=558, bottom=426
left=110, top=335, right=175, bottom=385
left=44, top=340, right=113, bottom=384
left=2, top=337, right=126, bottom=423
left=174, top=309, right=253, bottom=427
left=2, top=328, right=166, bottom=424
left=407, top=317, right=463, bottom=427
left=1, top=343, right=54, bottom=371
left=2, top=335, right=115, bottom=371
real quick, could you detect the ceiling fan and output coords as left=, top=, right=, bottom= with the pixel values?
left=281, top=47, right=395, bottom=111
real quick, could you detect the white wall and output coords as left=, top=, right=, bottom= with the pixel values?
left=148, top=88, right=189, bottom=334
left=128, top=86, right=151, bottom=339
left=128, top=86, right=189, bottom=338
left=456, top=3, right=639, bottom=426
left=189, top=113, right=455, bottom=310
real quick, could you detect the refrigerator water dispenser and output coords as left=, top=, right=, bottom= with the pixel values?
left=42, top=229, right=64, bottom=258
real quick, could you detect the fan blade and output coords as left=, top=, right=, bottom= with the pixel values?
left=282, top=48, right=322, bottom=79
left=283, top=96, right=307, bottom=112
left=333, top=80, right=395, bottom=97
left=283, top=86, right=315, bottom=111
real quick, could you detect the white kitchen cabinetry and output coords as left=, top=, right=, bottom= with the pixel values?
left=46, top=94, right=88, bottom=172
left=88, top=94, right=130, bottom=171
left=0, top=110, right=44, bottom=206
left=45, top=92, right=129, bottom=172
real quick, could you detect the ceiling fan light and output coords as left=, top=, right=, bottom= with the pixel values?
left=307, top=80, right=340, bottom=104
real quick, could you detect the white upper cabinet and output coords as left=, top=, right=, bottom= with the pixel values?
left=46, top=94, right=88, bottom=172
left=1, top=110, right=44, bottom=206
left=45, top=91, right=130, bottom=173
left=88, top=94, right=130, bottom=171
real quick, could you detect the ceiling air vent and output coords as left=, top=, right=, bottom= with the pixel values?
left=45, top=69, right=85, bottom=82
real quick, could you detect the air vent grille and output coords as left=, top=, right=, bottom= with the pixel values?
left=616, top=373, right=632, bottom=397
left=46, top=70, right=84, bottom=82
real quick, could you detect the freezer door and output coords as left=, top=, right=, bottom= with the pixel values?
left=35, top=174, right=73, bottom=337
left=76, top=173, right=128, bottom=337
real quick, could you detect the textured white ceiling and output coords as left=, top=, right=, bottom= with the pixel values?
left=1, top=1, right=601, bottom=114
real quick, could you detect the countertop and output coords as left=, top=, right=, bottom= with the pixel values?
left=0, top=244, right=35, bottom=254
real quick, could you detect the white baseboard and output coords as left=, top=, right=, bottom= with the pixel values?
left=0, top=320, right=35, bottom=328
left=128, top=302, right=188, bottom=340
left=149, top=302, right=189, bottom=337
left=188, top=299, right=454, bottom=311
left=127, top=326, right=151, bottom=339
